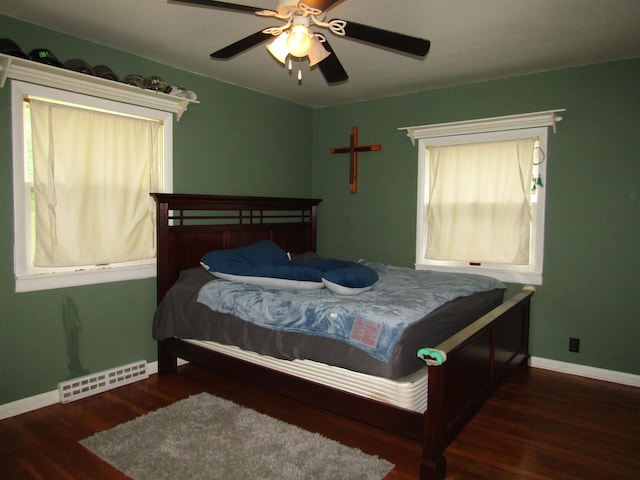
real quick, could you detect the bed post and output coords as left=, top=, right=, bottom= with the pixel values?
left=421, top=365, right=447, bottom=480
left=153, top=195, right=176, bottom=375
left=157, top=340, right=178, bottom=374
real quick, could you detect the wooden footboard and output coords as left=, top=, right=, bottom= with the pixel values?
left=421, top=289, right=532, bottom=479
left=152, top=193, right=533, bottom=480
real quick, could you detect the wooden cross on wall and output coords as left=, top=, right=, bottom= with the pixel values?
left=330, top=127, right=382, bottom=193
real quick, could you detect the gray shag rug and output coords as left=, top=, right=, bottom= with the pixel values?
left=81, top=392, right=394, bottom=480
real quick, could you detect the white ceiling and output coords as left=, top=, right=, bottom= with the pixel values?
left=2, top=0, right=640, bottom=108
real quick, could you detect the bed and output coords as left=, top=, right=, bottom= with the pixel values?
left=152, top=193, right=533, bottom=480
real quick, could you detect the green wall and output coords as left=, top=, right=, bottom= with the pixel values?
left=0, top=15, right=313, bottom=405
left=1, top=14, right=638, bottom=407
left=311, top=59, right=640, bottom=376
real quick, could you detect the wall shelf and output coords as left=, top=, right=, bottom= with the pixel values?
left=0, top=54, right=198, bottom=121
left=398, top=109, right=565, bottom=145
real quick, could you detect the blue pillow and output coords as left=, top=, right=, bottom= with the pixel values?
left=200, top=240, right=324, bottom=289
left=201, top=239, right=290, bottom=272
left=321, top=263, right=379, bottom=296
left=200, top=240, right=378, bottom=294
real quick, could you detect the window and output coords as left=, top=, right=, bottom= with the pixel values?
left=402, top=110, right=563, bottom=284
left=11, top=80, right=173, bottom=292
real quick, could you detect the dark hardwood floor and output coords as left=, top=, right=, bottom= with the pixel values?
left=1, top=365, right=638, bottom=479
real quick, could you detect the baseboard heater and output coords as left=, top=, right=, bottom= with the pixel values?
left=57, top=360, right=148, bottom=403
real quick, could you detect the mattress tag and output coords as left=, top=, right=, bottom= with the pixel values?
left=350, top=317, right=382, bottom=348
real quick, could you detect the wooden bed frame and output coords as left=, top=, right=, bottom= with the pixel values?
left=152, top=193, right=533, bottom=480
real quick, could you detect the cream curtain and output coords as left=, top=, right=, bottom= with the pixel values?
left=29, top=99, right=161, bottom=267
left=426, top=137, right=536, bottom=265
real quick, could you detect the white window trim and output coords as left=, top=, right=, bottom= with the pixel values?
left=398, top=109, right=564, bottom=144
left=11, top=80, right=173, bottom=292
left=402, top=110, right=564, bottom=285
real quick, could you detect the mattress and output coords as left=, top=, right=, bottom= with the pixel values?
left=183, top=338, right=430, bottom=413
left=153, top=266, right=505, bottom=379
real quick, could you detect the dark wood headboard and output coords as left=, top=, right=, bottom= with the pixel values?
left=151, top=193, right=322, bottom=304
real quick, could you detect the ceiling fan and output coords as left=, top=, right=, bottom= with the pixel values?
left=169, top=0, right=431, bottom=83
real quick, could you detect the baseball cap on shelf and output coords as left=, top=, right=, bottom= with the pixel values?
left=0, top=38, right=27, bottom=58
left=64, top=58, right=96, bottom=75
left=123, top=74, right=146, bottom=88
left=94, top=64, right=119, bottom=81
left=169, top=85, right=198, bottom=101
left=28, top=48, right=64, bottom=67
left=144, top=76, right=172, bottom=93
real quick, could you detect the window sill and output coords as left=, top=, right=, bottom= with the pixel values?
left=415, top=263, right=542, bottom=286
left=15, top=264, right=156, bottom=293
left=0, top=54, right=198, bottom=121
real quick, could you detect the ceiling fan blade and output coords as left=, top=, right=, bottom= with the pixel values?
left=300, top=0, right=345, bottom=12
left=211, top=31, right=272, bottom=58
left=335, top=20, right=431, bottom=57
left=169, top=0, right=269, bottom=14
left=316, top=40, right=348, bottom=84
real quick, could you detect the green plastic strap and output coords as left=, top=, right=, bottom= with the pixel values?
left=417, top=348, right=447, bottom=366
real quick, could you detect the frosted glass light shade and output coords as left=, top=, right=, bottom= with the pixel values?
left=308, top=36, right=331, bottom=66
left=266, top=32, right=289, bottom=64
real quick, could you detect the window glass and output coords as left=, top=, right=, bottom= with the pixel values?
left=11, top=81, right=173, bottom=292
left=416, top=127, right=548, bottom=284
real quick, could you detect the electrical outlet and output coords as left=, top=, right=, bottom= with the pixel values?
left=569, top=337, right=580, bottom=353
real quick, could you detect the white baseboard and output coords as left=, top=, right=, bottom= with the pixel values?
left=1, top=357, right=637, bottom=420
left=0, top=358, right=187, bottom=421
left=530, top=356, right=640, bottom=387
left=0, top=389, right=60, bottom=421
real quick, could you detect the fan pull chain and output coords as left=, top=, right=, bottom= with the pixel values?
left=285, top=57, right=303, bottom=84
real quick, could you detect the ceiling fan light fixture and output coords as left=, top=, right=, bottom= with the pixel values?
left=307, top=36, right=331, bottom=67
left=179, top=0, right=433, bottom=86
left=266, top=31, right=289, bottom=64
left=286, top=24, right=313, bottom=57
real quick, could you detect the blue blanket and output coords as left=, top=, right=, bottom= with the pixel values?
left=197, top=262, right=504, bottom=362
